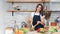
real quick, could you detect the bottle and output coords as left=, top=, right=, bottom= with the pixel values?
left=13, top=20, right=19, bottom=34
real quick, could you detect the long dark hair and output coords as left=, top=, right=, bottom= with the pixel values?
left=35, top=4, right=44, bottom=16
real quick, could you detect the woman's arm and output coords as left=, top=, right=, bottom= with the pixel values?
left=41, top=15, right=45, bottom=24
left=29, top=15, right=35, bottom=29
left=29, top=16, right=33, bottom=24
left=37, top=15, right=45, bottom=25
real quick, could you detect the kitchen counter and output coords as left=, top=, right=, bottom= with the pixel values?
left=5, top=26, right=60, bottom=34
left=26, top=31, right=60, bottom=34
left=27, top=31, right=47, bottom=34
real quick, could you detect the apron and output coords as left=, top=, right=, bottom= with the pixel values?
left=32, top=13, right=44, bottom=30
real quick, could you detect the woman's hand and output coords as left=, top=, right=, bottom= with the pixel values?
left=37, top=21, right=41, bottom=24
left=37, top=21, right=44, bottom=25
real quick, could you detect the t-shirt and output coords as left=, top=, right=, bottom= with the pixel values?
left=31, top=12, right=45, bottom=19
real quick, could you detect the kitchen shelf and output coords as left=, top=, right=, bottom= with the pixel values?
left=7, top=0, right=60, bottom=3
left=7, top=0, right=50, bottom=3
left=7, top=10, right=51, bottom=12
left=7, top=10, right=60, bottom=12
left=7, top=10, right=35, bottom=12
left=7, top=0, right=50, bottom=16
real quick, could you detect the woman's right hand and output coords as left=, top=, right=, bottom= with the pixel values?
left=37, top=21, right=44, bottom=25
left=37, top=21, right=41, bottom=25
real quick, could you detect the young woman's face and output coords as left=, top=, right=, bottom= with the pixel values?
left=36, top=5, right=41, bottom=12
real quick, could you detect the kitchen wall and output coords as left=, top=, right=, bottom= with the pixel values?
left=51, top=0, right=60, bottom=2
left=50, top=3, right=60, bottom=11
left=0, top=0, right=60, bottom=34
left=50, top=12, right=60, bottom=22
left=0, top=0, right=4, bottom=34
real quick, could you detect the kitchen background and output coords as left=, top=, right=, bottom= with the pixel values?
left=0, top=0, right=60, bottom=34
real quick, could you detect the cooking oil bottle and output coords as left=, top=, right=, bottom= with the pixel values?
left=13, top=20, right=19, bottom=34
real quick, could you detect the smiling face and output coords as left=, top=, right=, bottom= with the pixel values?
left=36, top=5, right=41, bottom=12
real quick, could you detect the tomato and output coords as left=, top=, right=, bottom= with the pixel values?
left=36, top=28, right=40, bottom=32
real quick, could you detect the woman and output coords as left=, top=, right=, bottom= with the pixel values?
left=29, top=4, right=45, bottom=30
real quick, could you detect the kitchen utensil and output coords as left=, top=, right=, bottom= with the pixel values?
left=21, top=21, right=27, bottom=28
left=13, top=20, right=19, bottom=32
